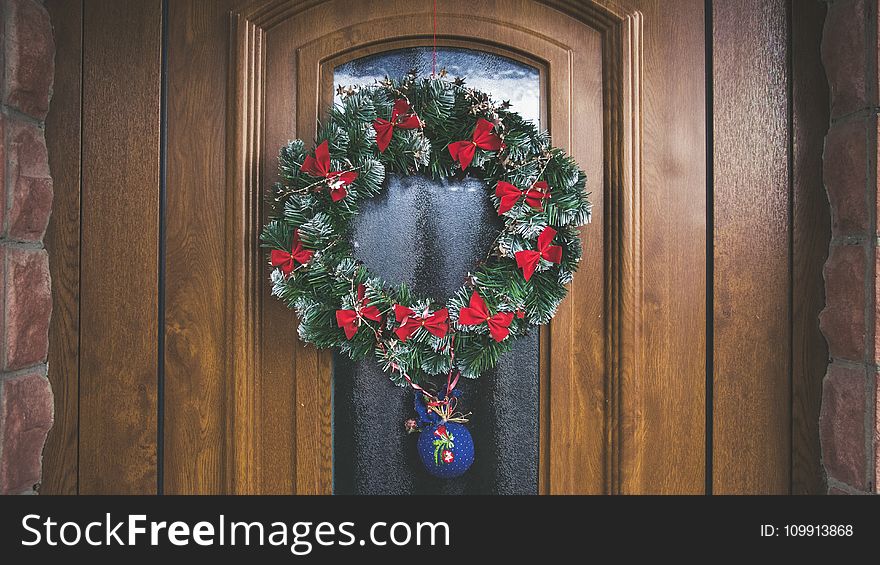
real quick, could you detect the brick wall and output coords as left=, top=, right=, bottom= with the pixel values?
left=0, top=0, right=54, bottom=495
left=820, top=0, right=879, bottom=494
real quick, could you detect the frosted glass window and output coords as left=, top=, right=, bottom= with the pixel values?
left=331, top=47, right=541, bottom=495
left=334, top=46, right=540, bottom=127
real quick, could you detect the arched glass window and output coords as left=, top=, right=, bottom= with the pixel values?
left=332, top=47, right=542, bottom=495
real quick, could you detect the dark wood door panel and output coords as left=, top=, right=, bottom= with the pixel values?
left=712, top=0, right=829, bottom=495
left=78, top=0, right=163, bottom=494
left=789, top=0, right=829, bottom=496
left=162, top=0, right=236, bottom=495
left=713, top=0, right=793, bottom=495
left=43, top=0, right=84, bottom=496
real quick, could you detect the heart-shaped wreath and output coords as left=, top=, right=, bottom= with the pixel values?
left=261, top=72, right=590, bottom=477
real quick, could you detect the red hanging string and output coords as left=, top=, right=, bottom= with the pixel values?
left=432, top=0, right=438, bottom=76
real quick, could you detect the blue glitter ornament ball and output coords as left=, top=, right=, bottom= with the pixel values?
left=416, top=421, right=474, bottom=479
left=412, top=384, right=475, bottom=479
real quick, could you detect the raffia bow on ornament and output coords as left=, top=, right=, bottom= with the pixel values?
left=410, top=368, right=470, bottom=426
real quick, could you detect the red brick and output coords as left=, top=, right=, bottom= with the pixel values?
left=819, top=245, right=867, bottom=362
left=7, top=121, right=52, bottom=242
left=822, top=0, right=870, bottom=118
left=9, top=177, right=52, bottom=242
left=0, top=246, right=5, bottom=366
left=3, top=0, right=55, bottom=120
left=4, top=248, right=50, bottom=370
left=8, top=120, right=50, bottom=178
left=820, top=364, right=867, bottom=490
left=824, top=118, right=870, bottom=236
left=0, top=115, right=6, bottom=236
left=0, top=372, right=53, bottom=494
left=876, top=379, right=880, bottom=493
left=876, top=248, right=880, bottom=367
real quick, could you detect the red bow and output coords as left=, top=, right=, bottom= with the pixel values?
left=270, top=230, right=313, bottom=275
left=458, top=291, right=514, bottom=342
left=335, top=284, right=382, bottom=339
left=447, top=118, right=504, bottom=170
left=300, top=140, right=358, bottom=202
left=515, top=226, right=563, bottom=281
left=495, top=180, right=551, bottom=214
left=394, top=305, right=449, bottom=341
left=373, top=99, right=422, bottom=153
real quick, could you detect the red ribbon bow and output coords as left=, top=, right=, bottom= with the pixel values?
left=300, top=140, right=358, bottom=202
left=447, top=118, right=504, bottom=170
left=515, top=226, right=563, bottom=281
left=373, top=99, right=422, bottom=153
left=394, top=305, right=450, bottom=341
left=335, top=284, right=382, bottom=339
left=458, top=291, right=514, bottom=342
left=495, top=180, right=551, bottom=215
left=270, top=230, right=313, bottom=275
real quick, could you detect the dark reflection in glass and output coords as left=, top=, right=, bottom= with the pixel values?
left=332, top=48, right=540, bottom=495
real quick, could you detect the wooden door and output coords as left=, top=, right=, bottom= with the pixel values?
left=215, top=0, right=703, bottom=495
left=41, top=0, right=828, bottom=495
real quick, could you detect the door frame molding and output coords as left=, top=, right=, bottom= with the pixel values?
left=227, top=0, right=643, bottom=494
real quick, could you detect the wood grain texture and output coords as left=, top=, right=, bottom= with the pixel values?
left=42, top=0, right=83, bottom=496
left=78, top=0, right=162, bottom=494
left=163, top=0, right=234, bottom=494
left=616, top=0, right=706, bottom=494
left=790, top=0, right=829, bottom=495
left=227, top=13, right=266, bottom=494
left=713, top=0, right=792, bottom=494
